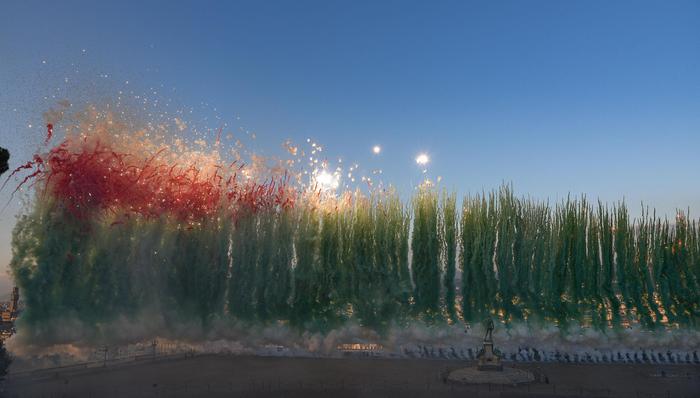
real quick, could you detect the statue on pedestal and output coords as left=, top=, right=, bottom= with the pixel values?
left=477, top=318, right=503, bottom=371
left=449, top=318, right=535, bottom=384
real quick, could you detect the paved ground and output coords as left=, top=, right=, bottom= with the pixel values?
left=4, top=354, right=700, bottom=397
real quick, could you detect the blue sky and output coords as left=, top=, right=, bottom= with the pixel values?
left=1, top=1, right=699, bottom=294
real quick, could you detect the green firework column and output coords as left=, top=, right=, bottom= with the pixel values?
left=597, top=203, right=620, bottom=327
left=337, top=201, right=355, bottom=306
left=411, top=187, right=440, bottom=319
left=460, top=197, right=476, bottom=322
left=585, top=208, right=605, bottom=329
left=317, top=207, right=342, bottom=328
left=266, top=209, right=294, bottom=319
left=254, top=211, right=275, bottom=321
left=635, top=210, right=656, bottom=327
left=373, top=194, right=404, bottom=326
left=173, top=219, right=229, bottom=322
left=228, top=211, right=258, bottom=320
left=351, top=196, right=379, bottom=327
left=11, top=204, right=88, bottom=326
left=495, top=186, right=518, bottom=323
left=614, top=204, right=632, bottom=323
left=689, top=218, right=700, bottom=324
left=291, top=204, right=320, bottom=326
left=669, top=213, right=696, bottom=326
left=396, top=198, right=412, bottom=312
left=442, top=191, right=457, bottom=322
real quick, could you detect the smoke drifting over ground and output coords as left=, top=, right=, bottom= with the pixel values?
left=8, top=320, right=700, bottom=371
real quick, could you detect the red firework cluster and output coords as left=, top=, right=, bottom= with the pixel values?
left=5, top=126, right=296, bottom=223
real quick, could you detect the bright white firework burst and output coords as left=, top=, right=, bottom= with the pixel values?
left=415, top=153, right=429, bottom=166
left=314, top=169, right=340, bottom=191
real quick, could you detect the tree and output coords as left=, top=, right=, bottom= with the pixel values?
left=0, top=147, right=9, bottom=175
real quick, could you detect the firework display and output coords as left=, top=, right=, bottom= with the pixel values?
left=6, top=111, right=699, bottom=345
left=460, top=187, right=699, bottom=329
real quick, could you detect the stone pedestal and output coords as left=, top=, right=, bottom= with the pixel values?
left=477, top=341, right=502, bottom=371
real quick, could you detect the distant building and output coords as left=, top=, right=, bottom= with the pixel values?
left=0, top=287, right=19, bottom=341
left=336, top=343, right=383, bottom=357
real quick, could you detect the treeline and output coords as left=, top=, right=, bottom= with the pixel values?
left=10, top=186, right=700, bottom=337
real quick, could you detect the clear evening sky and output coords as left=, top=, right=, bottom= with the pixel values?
left=1, top=1, right=699, bottom=294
